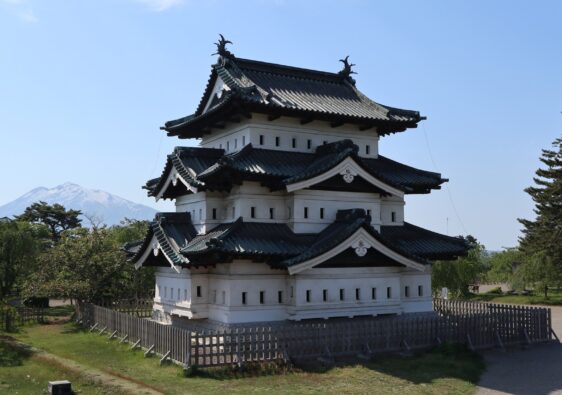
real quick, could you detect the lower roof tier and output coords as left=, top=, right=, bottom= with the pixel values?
left=145, top=139, right=447, bottom=200
left=125, top=209, right=468, bottom=274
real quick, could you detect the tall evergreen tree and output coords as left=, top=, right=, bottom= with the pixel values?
left=518, top=136, right=562, bottom=295
left=16, top=201, right=82, bottom=241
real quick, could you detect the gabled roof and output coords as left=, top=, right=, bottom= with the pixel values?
left=127, top=210, right=468, bottom=270
left=163, top=57, right=424, bottom=138
left=145, top=141, right=446, bottom=198
left=128, top=212, right=197, bottom=269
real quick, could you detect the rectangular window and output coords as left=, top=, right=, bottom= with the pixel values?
left=320, top=208, right=324, bottom=219
left=292, top=137, right=296, bottom=148
left=213, top=290, right=217, bottom=303
left=405, top=286, right=410, bottom=298
left=391, top=211, right=396, bottom=222
left=304, top=207, right=309, bottom=219
left=242, top=292, right=247, bottom=305
left=232, top=206, right=236, bottom=218
left=418, top=285, right=423, bottom=297
left=371, top=287, right=376, bottom=300
left=307, top=139, right=312, bottom=149
left=234, top=138, right=238, bottom=149
left=323, top=289, right=328, bottom=302
left=269, top=207, right=275, bottom=219
left=339, top=289, right=345, bottom=301
left=177, top=288, right=180, bottom=300
left=387, top=287, right=392, bottom=299
left=227, top=141, right=230, bottom=151
left=323, top=140, right=327, bottom=145
left=306, top=290, right=311, bottom=303
left=184, top=289, right=188, bottom=301
left=222, top=290, right=226, bottom=304
left=367, top=209, right=371, bottom=216
left=219, top=143, right=222, bottom=149
left=212, top=208, right=217, bottom=220
left=251, top=206, right=256, bottom=218
left=171, top=287, right=174, bottom=299
left=164, top=287, right=167, bottom=298
left=199, top=208, right=202, bottom=220
left=287, top=206, right=292, bottom=218
left=259, top=135, right=264, bottom=145
left=355, top=288, right=361, bottom=301
left=275, top=136, right=280, bottom=147
left=196, top=286, right=202, bottom=298
left=260, top=291, right=265, bottom=304
left=278, top=291, right=283, bottom=304
left=366, top=145, right=370, bottom=155
left=242, top=136, right=246, bottom=145
left=290, top=286, right=294, bottom=298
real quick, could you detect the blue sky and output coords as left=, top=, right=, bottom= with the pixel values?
left=1, top=0, right=561, bottom=250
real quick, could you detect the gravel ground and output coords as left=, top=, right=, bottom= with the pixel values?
left=476, top=306, right=562, bottom=395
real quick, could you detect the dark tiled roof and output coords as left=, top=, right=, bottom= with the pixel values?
left=163, top=57, right=423, bottom=138
left=146, top=141, right=446, bottom=198
left=127, top=212, right=197, bottom=267
left=144, top=147, right=224, bottom=198
left=128, top=210, right=467, bottom=269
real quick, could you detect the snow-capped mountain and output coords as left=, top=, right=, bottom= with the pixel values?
left=0, top=182, right=157, bottom=226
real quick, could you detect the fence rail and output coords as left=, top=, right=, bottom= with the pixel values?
left=1, top=306, right=45, bottom=331
left=77, top=299, right=554, bottom=368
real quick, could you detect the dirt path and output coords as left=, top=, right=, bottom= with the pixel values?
left=29, top=346, right=163, bottom=395
left=476, top=305, right=562, bottom=395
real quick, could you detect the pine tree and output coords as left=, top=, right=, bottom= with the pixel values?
left=518, top=136, right=562, bottom=296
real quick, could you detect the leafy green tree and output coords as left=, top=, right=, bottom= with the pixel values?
left=518, top=136, right=562, bottom=296
left=22, top=221, right=153, bottom=304
left=432, top=235, right=487, bottom=298
left=487, top=248, right=524, bottom=286
left=16, top=201, right=82, bottom=241
left=0, top=220, right=49, bottom=300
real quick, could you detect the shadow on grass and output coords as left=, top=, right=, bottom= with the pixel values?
left=186, top=343, right=484, bottom=385
left=0, top=335, right=35, bottom=367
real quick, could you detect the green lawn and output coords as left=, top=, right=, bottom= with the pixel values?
left=467, top=288, right=562, bottom=305
left=0, top=335, right=127, bottom=394
left=1, top=322, right=485, bottom=395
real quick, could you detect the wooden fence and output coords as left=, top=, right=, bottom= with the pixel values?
left=0, top=306, right=45, bottom=331
left=77, top=299, right=554, bottom=368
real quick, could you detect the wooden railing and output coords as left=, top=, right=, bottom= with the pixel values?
left=76, top=299, right=554, bottom=368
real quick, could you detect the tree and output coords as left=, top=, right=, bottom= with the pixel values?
left=518, top=136, right=562, bottom=296
left=22, top=220, right=153, bottom=304
left=432, top=235, right=487, bottom=297
left=487, top=248, right=525, bottom=288
left=16, top=201, right=82, bottom=241
left=0, top=220, right=49, bottom=300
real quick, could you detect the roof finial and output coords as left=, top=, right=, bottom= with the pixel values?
left=338, top=55, right=357, bottom=84
left=213, top=34, right=234, bottom=64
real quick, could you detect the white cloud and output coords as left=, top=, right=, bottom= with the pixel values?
left=134, top=0, right=184, bottom=12
left=1, top=0, right=38, bottom=23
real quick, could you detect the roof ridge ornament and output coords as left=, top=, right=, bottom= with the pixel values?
left=338, top=55, right=357, bottom=85
left=213, top=34, right=235, bottom=64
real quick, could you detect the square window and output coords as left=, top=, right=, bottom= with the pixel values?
left=196, top=286, right=202, bottom=298
left=259, top=135, right=264, bottom=145
left=306, top=290, right=311, bottom=303
left=278, top=291, right=283, bottom=304
left=260, top=291, right=265, bottom=304
left=292, top=138, right=296, bottom=148
left=251, top=207, right=256, bottom=218
left=242, top=292, right=247, bottom=305
left=339, top=289, right=345, bottom=301
left=275, top=136, right=280, bottom=146
left=323, top=289, right=328, bottom=302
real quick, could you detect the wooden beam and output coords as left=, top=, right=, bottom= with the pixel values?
left=359, top=125, right=374, bottom=131
left=213, top=123, right=226, bottom=129
left=300, top=118, right=313, bottom=125
left=330, top=121, right=344, bottom=128
left=228, top=116, right=241, bottom=123
left=268, top=114, right=281, bottom=121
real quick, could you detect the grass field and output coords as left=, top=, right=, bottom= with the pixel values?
left=467, top=288, right=562, bottom=305
left=0, top=322, right=485, bottom=395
